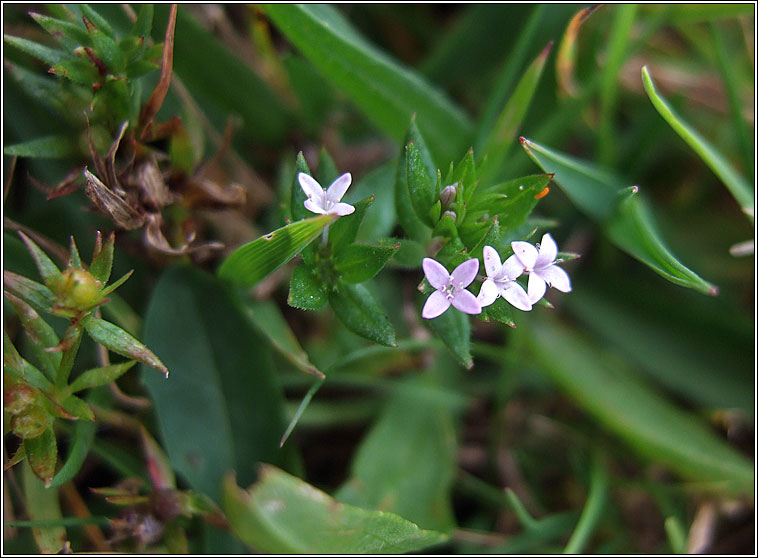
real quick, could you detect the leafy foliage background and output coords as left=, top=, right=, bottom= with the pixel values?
left=3, top=4, right=754, bottom=554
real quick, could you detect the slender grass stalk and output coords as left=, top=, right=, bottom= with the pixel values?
left=563, top=452, right=609, bottom=553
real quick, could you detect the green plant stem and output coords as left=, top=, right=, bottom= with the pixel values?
left=597, top=4, right=638, bottom=167
left=709, top=21, right=753, bottom=173
left=55, top=325, right=83, bottom=390
left=279, top=377, right=325, bottom=447
left=664, top=516, right=687, bottom=554
left=563, top=452, right=609, bottom=553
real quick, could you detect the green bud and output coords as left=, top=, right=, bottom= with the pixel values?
left=55, top=268, right=102, bottom=310
left=11, top=405, right=49, bottom=439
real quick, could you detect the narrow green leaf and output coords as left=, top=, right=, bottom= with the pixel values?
left=520, top=138, right=717, bottom=295
left=3, top=334, right=54, bottom=391
left=49, top=417, right=96, bottom=488
left=329, top=196, right=375, bottom=255
left=29, top=12, right=90, bottom=49
left=287, top=264, right=327, bottom=311
left=223, top=465, right=448, bottom=554
left=131, top=4, right=154, bottom=39
left=641, top=66, right=753, bottom=218
left=83, top=316, right=168, bottom=376
left=3, top=292, right=61, bottom=379
left=526, top=318, right=753, bottom=495
left=425, top=304, right=473, bottom=369
left=99, top=269, right=133, bottom=297
left=467, top=174, right=551, bottom=236
left=242, top=299, right=325, bottom=378
left=68, top=361, right=136, bottom=393
left=79, top=4, right=114, bottom=37
left=17, top=232, right=61, bottom=289
left=406, top=141, right=436, bottom=226
left=24, top=426, right=58, bottom=487
left=279, top=377, right=326, bottom=447
left=3, top=270, right=55, bottom=314
left=607, top=190, right=721, bottom=294
left=49, top=57, right=99, bottom=85
left=4, top=134, right=79, bottom=159
left=479, top=41, right=553, bottom=183
left=395, top=123, right=432, bottom=242
left=88, top=232, right=115, bottom=285
left=337, top=377, right=458, bottom=531
left=519, top=138, right=618, bottom=220
left=142, top=267, right=292, bottom=501
left=3, top=34, right=68, bottom=65
left=328, top=282, right=397, bottom=347
left=263, top=4, right=473, bottom=164
left=21, top=461, right=66, bottom=552
left=60, top=394, right=94, bottom=421
left=89, top=26, right=124, bottom=74
left=334, top=244, right=400, bottom=284
left=217, top=215, right=335, bottom=287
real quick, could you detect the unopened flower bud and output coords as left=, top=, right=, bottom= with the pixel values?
left=4, top=384, right=38, bottom=415
left=55, top=268, right=102, bottom=310
left=442, top=210, right=457, bottom=223
left=439, top=183, right=458, bottom=208
left=11, top=405, right=49, bottom=439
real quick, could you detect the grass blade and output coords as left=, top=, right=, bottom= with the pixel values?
left=641, top=66, right=753, bottom=220
left=263, top=4, right=473, bottom=164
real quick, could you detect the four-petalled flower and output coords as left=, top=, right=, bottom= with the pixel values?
left=477, top=245, right=533, bottom=311
left=511, top=233, right=572, bottom=303
left=422, top=258, right=482, bottom=319
left=298, top=172, right=355, bottom=216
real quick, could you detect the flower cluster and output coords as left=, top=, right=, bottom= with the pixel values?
left=422, top=233, right=572, bottom=319
left=294, top=167, right=573, bottom=322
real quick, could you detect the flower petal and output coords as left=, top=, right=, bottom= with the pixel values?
left=328, top=202, right=355, bottom=216
left=477, top=278, right=499, bottom=307
left=502, top=254, right=525, bottom=280
left=325, top=172, right=352, bottom=203
left=511, top=241, right=538, bottom=270
left=502, top=281, right=532, bottom=312
left=482, top=246, right=502, bottom=279
left=299, top=173, right=324, bottom=202
left=451, top=258, right=479, bottom=288
left=422, top=290, right=451, bottom=319
left=535, top=233, right=558, bottom=268
left=304, top=198, right=326, bottom=214
left=451, top=288, right=481, bottom=314
left=422, top=258, right=451, bottom=290
left=527, top=272, right=547, bottom=304
left=540, top=264, right=572, bottom=293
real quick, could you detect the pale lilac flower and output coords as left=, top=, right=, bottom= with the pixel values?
left=511, top=233, right=572, bottom=304
left=298, top=172, right=355, bottom=216
left=422, top=258, right=481, bottom=319
left=476, top=246, right=533, bottom=312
